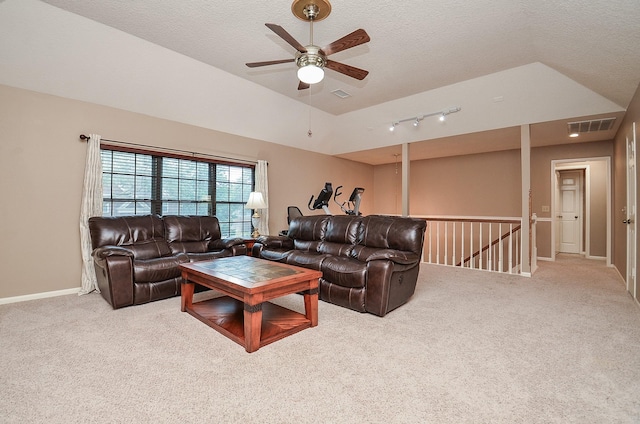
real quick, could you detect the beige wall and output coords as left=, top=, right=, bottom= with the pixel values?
left=373, top=149, right=523, bottom=216
left=0, top=84, right=373, bottom=299
left=613, top=83, right=640, bottom=294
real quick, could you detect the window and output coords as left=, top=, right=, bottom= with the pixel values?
left=101, top=147, right=254, bottom=238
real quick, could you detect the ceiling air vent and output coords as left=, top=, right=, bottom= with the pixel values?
left=567, top=117, right=616, bottom=134
left=331, top=89, right=351, bottom=99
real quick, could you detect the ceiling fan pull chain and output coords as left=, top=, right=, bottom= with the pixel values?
left=308, top=89, right=313, bottom=138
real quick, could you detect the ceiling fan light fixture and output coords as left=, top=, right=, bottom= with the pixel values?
left=297, top=64, right=324, bottom=84
left=296, top=48, right=325, bottom=84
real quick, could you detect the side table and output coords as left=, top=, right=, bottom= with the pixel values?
left=243, top=238, right=256, bottom=256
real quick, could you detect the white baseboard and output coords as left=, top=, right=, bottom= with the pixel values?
left=537, top=256, right=554, bottom=262
left=0, top=287, right=81, bottom=305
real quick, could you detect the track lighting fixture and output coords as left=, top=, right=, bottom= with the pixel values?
left=389, top=106, right=461, bottom=132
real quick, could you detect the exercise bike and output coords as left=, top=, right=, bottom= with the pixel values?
left=307, top=182, right=333, bottom=215
left=333, top=185, right=365, bottom=216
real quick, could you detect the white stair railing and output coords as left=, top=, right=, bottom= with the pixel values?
left=420, top=216, right=525, bottom=275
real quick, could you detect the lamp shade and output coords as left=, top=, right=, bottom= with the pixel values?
left=245, top=191, right=267, bottom=209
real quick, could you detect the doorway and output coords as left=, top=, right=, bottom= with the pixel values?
left=550, top=157, right=611, bottom=264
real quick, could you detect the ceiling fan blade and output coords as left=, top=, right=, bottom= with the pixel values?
left=322, top=29, right=370, bottom=56
left=246, top=58, right=295, bottom=68
left=298, top=81, right=310, bottom=90
left=325, top=60, right=369, bottom=80
left=265, top=23, right=307, bottom=53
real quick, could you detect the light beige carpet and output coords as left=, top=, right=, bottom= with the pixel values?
left=1, top=255, right=639, bottom=423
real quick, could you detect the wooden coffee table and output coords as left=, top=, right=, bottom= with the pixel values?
left=180, top=256, right=321, bottom=353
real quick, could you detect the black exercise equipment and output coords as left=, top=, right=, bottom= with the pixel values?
left=308, top=182, right=333, bottom=215
left=287, top=206, right=303, bottom=223
left=334, top=185, right=365, bottom=216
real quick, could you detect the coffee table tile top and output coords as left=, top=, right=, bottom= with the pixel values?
left=189, top=255, right=301, bottom=284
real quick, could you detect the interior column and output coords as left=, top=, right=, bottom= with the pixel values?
left=402, top=143, right=410, bottom=217
left=521, top=124, right=531, bottom=275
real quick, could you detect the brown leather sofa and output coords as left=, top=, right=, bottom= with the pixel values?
left=252, top=215, right=426, bottom=316
left=88, top=215, right=246, bottom=309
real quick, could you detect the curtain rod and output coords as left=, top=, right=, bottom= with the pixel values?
left=79, top=134, right=258, bottom=165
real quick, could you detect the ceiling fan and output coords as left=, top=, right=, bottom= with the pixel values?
left=245, top=0, right=370, bottom=90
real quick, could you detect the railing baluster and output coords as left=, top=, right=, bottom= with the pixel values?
left=469, top=222, right=474, bottom=269
left=444, top=221, right=448, bottom=266
left=428, top=222, right=432, bottom=263
left=508, top=224, right=513, bottom=274
left=498, top=223, right=503, bottom=272
left=436, top=221, right=440, bottom=265
left=479, top=223, right=483, bottom=270
left=452, top=222, right=456, bottom=265
left=460, top=222, right=464, bottom=268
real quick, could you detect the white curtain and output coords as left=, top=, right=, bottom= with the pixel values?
left=255, top=160, right=270, bottom=236
left=79, top=134, right=103, bottom=295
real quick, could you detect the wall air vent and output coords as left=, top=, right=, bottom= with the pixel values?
left=567, top=117, right=616, bottom=134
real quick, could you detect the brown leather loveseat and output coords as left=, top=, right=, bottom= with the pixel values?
left=88, top=215, right=246, bottom=309
left=252, top=215, right=426, bottom=316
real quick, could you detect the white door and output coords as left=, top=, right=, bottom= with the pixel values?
left=626, top=122, right=637, bottom=299
left=558, top=170, right=582, bottom=254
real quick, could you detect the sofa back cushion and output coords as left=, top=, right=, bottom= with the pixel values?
left=288, top=215, right=328, bottom=252
left=163, top=215, right=222, bottom=254
left=88, top=215, right=171, bottom=260
left=318, top=215, right=362, bottom=256
left=359, top=215, right=427, bottom=256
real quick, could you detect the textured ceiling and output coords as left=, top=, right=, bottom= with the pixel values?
left=4, top=0, right=640, bottom=164
left=39, top=0, right=640, bottom=116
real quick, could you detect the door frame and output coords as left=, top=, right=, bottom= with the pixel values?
left=550, top=157, right=611, bottom=264
left=625, top=122, right=637, bottom=298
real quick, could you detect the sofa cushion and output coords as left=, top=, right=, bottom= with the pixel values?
left=259, top=248, right=292, bottom=262
left=360, top=215, right=426, bottom=256
left=89, top=215, right=165, bottom=249
left=128, top=238, right=172, bottom=260
left=320, top=256, right=367, bottom=288
left=324, top=215, right=362, bottom=244
left=317, top=241, right=354, bottom=257
left=163, top=215, right=222, bottom=254
left=286, top=251, right=329, bottom=271
left=288, top=215, right=328, bottom=241
left=133, top=255, right=188, bottom=283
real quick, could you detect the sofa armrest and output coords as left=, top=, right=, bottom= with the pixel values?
left=360, top=249, right=419, bottom=265
left=92, top=245, right=134, bottom=260
left=256, top=235, right=294, bottom=249
left=92, top=253, right=135, bottom=309
left=210, top=237, right=245, bottom=249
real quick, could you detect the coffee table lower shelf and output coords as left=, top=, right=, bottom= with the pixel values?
left=186, top=296, right=313, bottom=351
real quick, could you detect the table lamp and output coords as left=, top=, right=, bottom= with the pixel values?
left=245, top=191, right=267, bottom=238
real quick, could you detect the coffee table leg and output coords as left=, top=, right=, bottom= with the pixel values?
left=181, top=281, right=194, bottom=312
left=304, top=286, right=319, bottom=327
left=244, top=303, right=263, bottom=353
